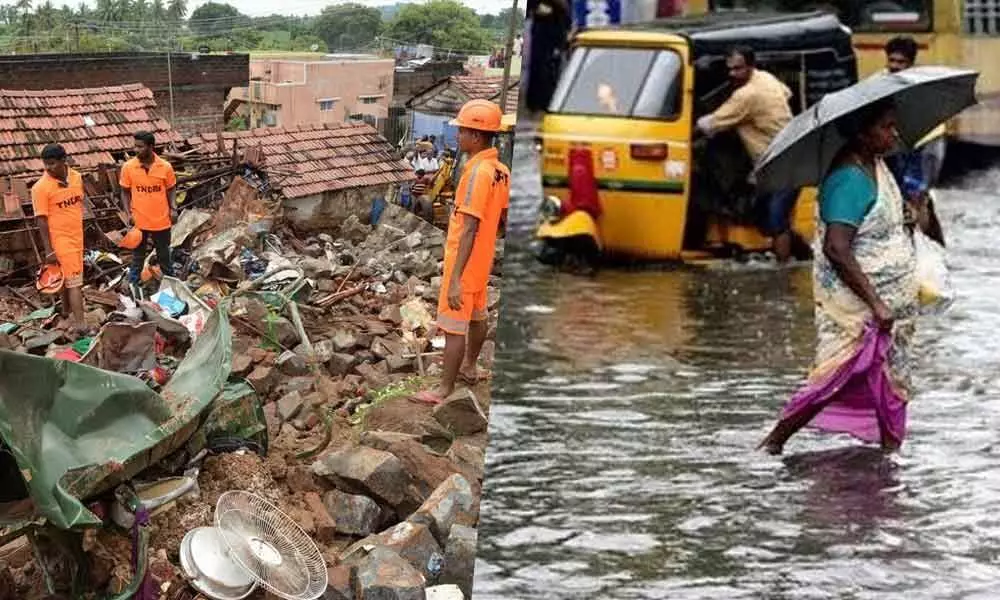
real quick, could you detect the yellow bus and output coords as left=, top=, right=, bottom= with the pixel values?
left=687, top=0, right=1000, bottom=145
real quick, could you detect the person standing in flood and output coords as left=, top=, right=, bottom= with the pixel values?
left=120, top=131, right=177, bottom=284
left=883, top=36, right=947, bottom=246
left=414, top=100, right=510, bottom=405
left=760, top=100, right=919, bottom=454
left=696, top=45, right=801, bottom=263
left=32, top=143, right=88, bottom=334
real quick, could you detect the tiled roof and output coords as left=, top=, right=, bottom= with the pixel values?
left=0, top=83, right=181, bottom=178
left=491, top=80, right=520, bottom=114
left=188, top=122, right=415, bottom=199
left=408, top=75, right=519, bottom=115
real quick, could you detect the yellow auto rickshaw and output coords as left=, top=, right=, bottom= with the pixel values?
left=534, top=12, right=859, bottom=265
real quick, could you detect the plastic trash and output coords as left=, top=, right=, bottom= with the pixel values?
left=151, top=290, right=187, bottom=318
left=914, top=229, right=955, bottom=315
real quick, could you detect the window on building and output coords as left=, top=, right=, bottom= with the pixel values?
left=358, top=95, right=385, bottom=105
left=965, top=0, right=1000, bottom=33
left=319, top=99, right=337, bottom=112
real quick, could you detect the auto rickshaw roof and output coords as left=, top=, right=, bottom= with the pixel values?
left=582, top=11, right=852, bottom=57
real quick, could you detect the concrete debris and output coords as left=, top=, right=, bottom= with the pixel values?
left=433, top=389, right=489, bottom=436
left=0, top=148, right=502, bottom=600
left=323, top=489, right=383, bottom=536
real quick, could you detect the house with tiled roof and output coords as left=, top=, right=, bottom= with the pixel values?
left=187, top=121, right=415, bottom=232
left=405, top=75, right=519, bottom=150
left=0, top=83, right=181, bottom=181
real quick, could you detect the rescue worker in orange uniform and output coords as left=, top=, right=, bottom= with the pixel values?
left=414, top=99, right=510, bottom=404
left=120, top=131, right=177, bottom=284
left=32, top=143, right=88, bottom=333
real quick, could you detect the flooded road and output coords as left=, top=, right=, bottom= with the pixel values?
left=475, top=138, right=1000, bottom=599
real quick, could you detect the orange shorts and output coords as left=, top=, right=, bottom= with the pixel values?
left=52, top=240, right=84, bottom=289
left=436, top=286, right=488, bottom=336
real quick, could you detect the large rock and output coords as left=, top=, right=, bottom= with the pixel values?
left=323, top=489, right=383, bottom=536
left=277, top=391, right=305, bottom=421
left=347, top=545, right=426, bottom=600
left=445, top=442, right=485, bottom=484
left=360, top=431, right=421, bottom=453
left=340, top=214, right=371, bottom=245
left=331, top=328, right=359, bottom=352
left=304, top=491, right=338, bottom=544
left=426, top=585, right=464, bottom=600
left=356, top=361, right=390, bottom=388
left=313, top=447, right=409, bottom=506
left=439, top=525, right=477, bottom=599
left=410, top=474, right=475, bottom=547
left=268, top=315, right=300, bottom=348
left=382, top=439, right=461, bottom=511
left=277, top=350, right=310, bottom=376
left=432, top=390, right=488, bottom=436
left=246, top=365, right=280, bottom=398
left=327, top=352, right=358, bottom=377
left=300, top=257, right=337, bottom=279
left=324, top=564, right=353, bottom=600
left=359, top=521, right=443, bottom=581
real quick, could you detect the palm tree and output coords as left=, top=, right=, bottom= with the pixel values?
left=151, top=0, right=165, bottom=22
left=166, top=0, right=186, bottom=21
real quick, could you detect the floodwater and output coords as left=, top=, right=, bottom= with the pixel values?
left=475, top=136, right=1000, bottom=599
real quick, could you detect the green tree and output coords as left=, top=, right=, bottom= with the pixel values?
left=384, top=0, right=490, bottom=53
left=313, top=3, right=382, bottom=51
left=188, top=1, right=241, bottom=35
left=150, top=0, right=165, bottom=21
left=166, top=0, right=186, bottom=21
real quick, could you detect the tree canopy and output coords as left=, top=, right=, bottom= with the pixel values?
left=313, top=3, right=383, bottom=51
left=383, top=0, right=492, bottom=53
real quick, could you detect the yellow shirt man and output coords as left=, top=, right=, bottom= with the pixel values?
left=698, top=68, right=793, bottom=163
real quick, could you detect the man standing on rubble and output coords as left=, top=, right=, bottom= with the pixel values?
left=120, top=131, right=177, bottom=285
left=32, top=143, right=88, bottom=334
left=414, top=99, right=510, bottom=405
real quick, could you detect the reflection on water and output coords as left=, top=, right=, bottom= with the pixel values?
left=476, top=140, right=1000, bottom=599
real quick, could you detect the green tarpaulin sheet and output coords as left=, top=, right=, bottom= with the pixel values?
left=0, top=306, right=232, bottom=530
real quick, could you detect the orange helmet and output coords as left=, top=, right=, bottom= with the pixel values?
left=450, top=99, right=503, bottom=133
left=118, top=228, right=142, bottom=250
left=36, top=264, right=64, bottom=295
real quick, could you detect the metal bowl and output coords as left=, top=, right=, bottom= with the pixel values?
left=179, top=526, right=257, bottom=600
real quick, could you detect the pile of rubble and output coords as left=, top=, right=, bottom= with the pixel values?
left=0, top=172, right=503, bottom=600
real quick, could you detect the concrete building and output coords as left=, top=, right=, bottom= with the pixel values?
left=0, top=52, right=248, bottom=136
left=228, top=56, right=396, bottom=132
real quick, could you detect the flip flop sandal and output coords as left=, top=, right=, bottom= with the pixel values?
left=457, top=370, right=492, bottom=386
left=410, top=390, right=445, bottom=406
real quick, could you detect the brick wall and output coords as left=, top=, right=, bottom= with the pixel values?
left=0, top=52, right=248, bottom=136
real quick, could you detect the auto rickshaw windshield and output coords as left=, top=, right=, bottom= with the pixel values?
left=549, top=46, right=684, bottom=120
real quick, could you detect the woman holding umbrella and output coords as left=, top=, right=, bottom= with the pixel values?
left=755, top=67, right=978, bottom=455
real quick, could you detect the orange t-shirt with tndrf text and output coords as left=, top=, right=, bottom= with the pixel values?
left=119, top=155, right=177, bottom=232
left=32, top=169, right=85, bottom=251
left=444, top=147, right=510, bottom=293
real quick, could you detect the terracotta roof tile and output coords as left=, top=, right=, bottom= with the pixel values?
left=0, top=83, right=179, bottom=178
left=190, top=121, right=414, bottom=199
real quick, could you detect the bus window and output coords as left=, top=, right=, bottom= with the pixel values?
left=711, top=0, right=932, bottom=32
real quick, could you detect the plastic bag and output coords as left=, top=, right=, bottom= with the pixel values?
left=914, top=229, right=955, bottom=315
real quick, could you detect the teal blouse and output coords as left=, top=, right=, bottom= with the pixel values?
left=819, top=165, right=877, bottom=227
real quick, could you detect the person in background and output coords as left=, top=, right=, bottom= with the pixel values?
left=120, top=131, right=177, bottom=284
left=32, top=143, right=88, bottom=334
left=410, top=168, right=432, bottom=221
left=514, top=34, right=523, bottom=57
left=696, top=45, right=800, bottom=263
left=414, top=99, right=510, bottom=405
left=525, top=0, right=571, bottom=115
left=883, top=36, right=946, bottom=246
left=414, top=142, right=440, bottom=174
left=404, top=149, right=417, bottom=168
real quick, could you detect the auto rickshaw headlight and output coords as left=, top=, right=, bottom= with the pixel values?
left=538, top=195, right=562, bottom=222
